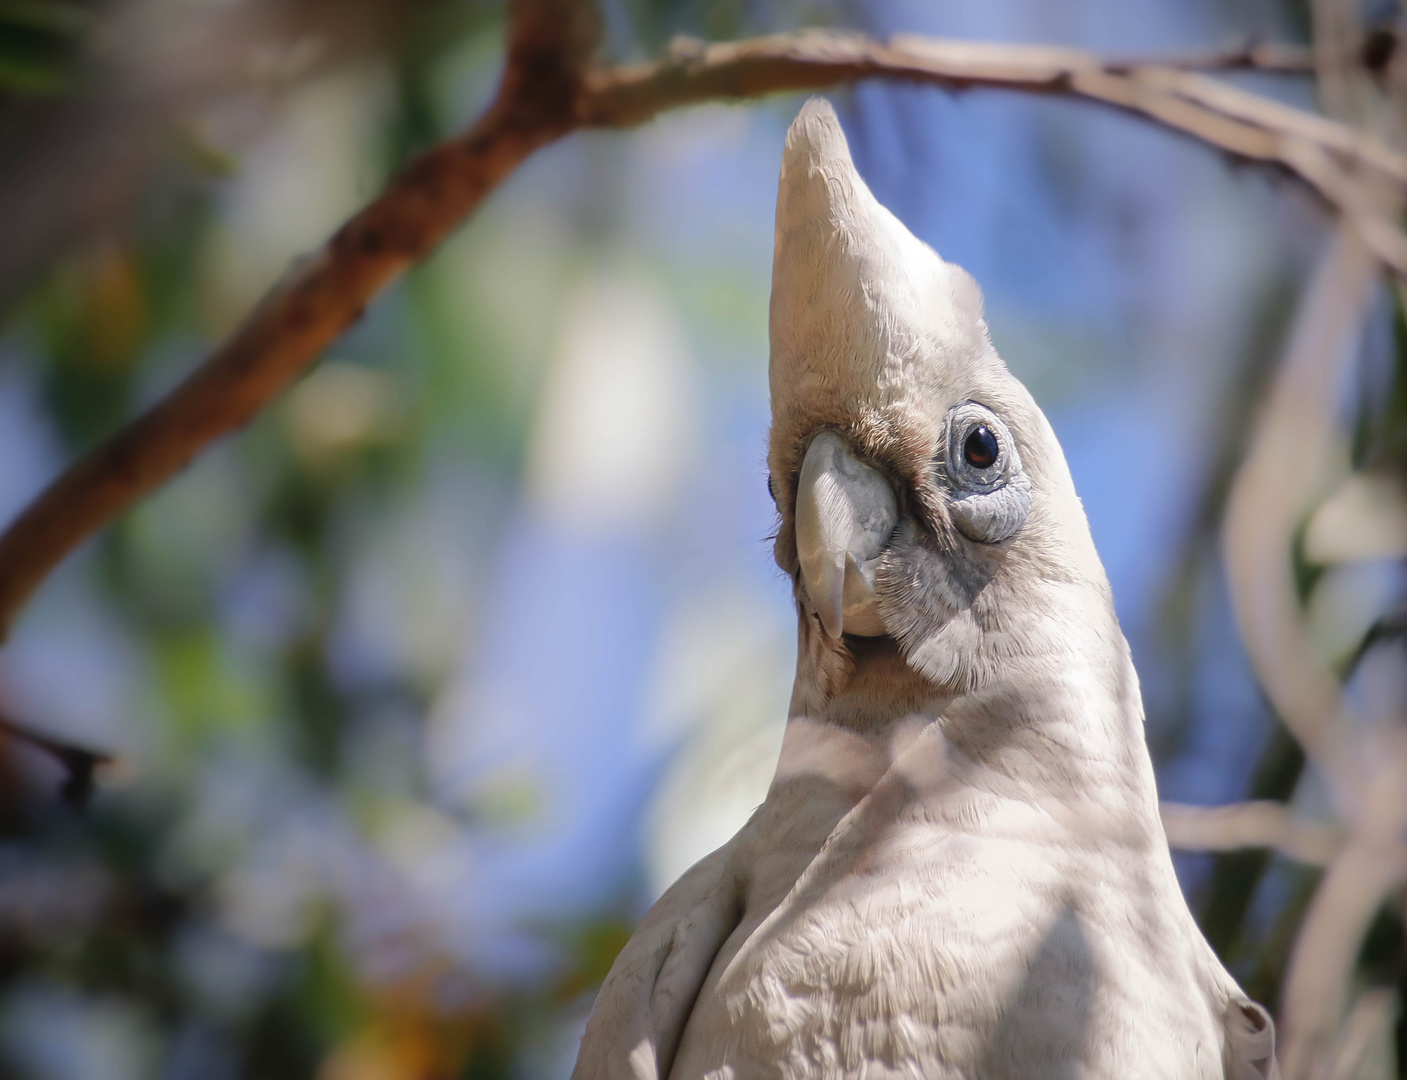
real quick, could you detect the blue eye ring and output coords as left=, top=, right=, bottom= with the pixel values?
left=942, top=402, right=1030, bottom=544
left=944, top=403, right=1014, bottom=494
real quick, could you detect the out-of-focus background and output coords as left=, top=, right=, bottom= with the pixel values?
left=0, top=0, right=1403, bottom=1076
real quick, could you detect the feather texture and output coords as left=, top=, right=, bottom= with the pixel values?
left=573, top=97, right=1276, bottom=1080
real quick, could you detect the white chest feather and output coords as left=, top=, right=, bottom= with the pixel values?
left=668, top=718, right=1227, bottom=1080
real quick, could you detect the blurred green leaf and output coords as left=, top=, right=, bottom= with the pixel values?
left=0, top=49, right=67, bottom=93
left=168, top=123, right=242, bottom=179
left=0, top=0, right=91, bottom=96
left=152, top=628, right=278, bottom=741
left=0, top=0, right=90, bottom=35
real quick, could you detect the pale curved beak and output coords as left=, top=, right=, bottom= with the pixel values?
left=794, top=431, right=898, bottom=638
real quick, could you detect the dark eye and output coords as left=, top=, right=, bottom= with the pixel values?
left=963, top=425, right=998, bottom=469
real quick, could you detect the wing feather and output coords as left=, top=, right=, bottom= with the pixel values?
left=573, top=842, right=743, bottom=1080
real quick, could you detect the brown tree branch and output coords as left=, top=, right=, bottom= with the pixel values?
left=0, top=0, right=596, bottom=638
left=1, top=20, right=1405, bottom=638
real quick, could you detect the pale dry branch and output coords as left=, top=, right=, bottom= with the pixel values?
left=1278, top=728, right=1407, bottom=1079
left=1243, top=12, right=1407, bottom=1072
left=583, top=33, right=1407, bottom=192
left=1280, top=840, right=1404, bottom=1078
left=1222, top=223, right=1379, bottom=797
left=1310, top=0, right=1369, bottom=122
left=1326, top=988, right=1398, bottom=1080
left=1160, top=800, right=1345, bottom=866
left=1104, top=40, right=1313, bottom=74
left=1149, top=67, right=1407, bottom=189
left=3, top=18, right=1407, bottom=638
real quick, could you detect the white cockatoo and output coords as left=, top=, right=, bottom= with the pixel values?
left=573, top=98, right=1279, bottom=1080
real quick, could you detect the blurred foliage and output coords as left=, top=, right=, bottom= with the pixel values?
left=0, top=0, right=1404, bottom=1077
left=1182, top=269, right=1407, bottom=1062
left=0, top=0, right=826, bottom=1072
left=0, top=0, right=93, bottom=96
left=0, top=2, right=641, bottom=1076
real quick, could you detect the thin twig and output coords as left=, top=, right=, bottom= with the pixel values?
left=581, top=32, right=1407, bottom=191
left=0, top=713, right=114, bottom=807
left=1160, top=800, right=1345, bottom=866
left=1104, top=40, right=1314, bottom=74
left=1279, top=839, right=1403, bottom=1078
left=1257, top=11, right=1404, bottom=1073
left=1277, top=724, right=1407, bottom=1078
left=1222, top=224, right=1380, bottom=800
left=2, top=22, right=1407, bottom=638
left=1311, top=0, right=1368, bottom=121
left=1326, top=988, right=1398, bottom=1080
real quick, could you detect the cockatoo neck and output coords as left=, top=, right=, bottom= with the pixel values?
left=806, top=635, right=948, bottom=731
left=781, top=593, right=1160, bottom=815
left=764, top=96, right=1163, bottom=823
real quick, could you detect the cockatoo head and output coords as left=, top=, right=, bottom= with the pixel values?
left=769, top=98, right=1117, bottom=707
